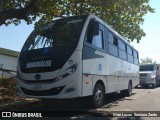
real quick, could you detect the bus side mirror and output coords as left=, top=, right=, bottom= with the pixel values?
left=157, top=66, right=159, bottom=70
left=87, top=20, right=99, bottom=43
left=93, top=21, right=99, bottom=36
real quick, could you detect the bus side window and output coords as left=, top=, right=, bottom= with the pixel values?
left=108, top=31, right=118, bottom=56
left=86, top=20, right=104, bottom=49
left=113, top=36, right=118, bottom=46
left=92, top=30, right=103, bottom=49
left=118, top=39, right=127, bottom=60
left=108, top=32, right=113, bottom=44
left=127, top=46, right=133, bottom=63
left=133, top=50, right=138, bottom=64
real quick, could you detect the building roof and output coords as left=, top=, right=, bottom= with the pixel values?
left=0, top=47, right=19, bottom=57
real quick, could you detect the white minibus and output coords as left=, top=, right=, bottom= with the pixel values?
left=17, top=14, right=139, bottom=108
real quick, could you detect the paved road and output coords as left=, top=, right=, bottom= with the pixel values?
left=1, top=86, right=160, bottom=120
left=99, top=86, right=160, bottom=111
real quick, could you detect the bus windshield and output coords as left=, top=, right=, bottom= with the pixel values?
left=19, top=15, right=87, bottom=73
left=140, top=65, right=154, bottom=71
left=22, top=16, right=86, bottom=51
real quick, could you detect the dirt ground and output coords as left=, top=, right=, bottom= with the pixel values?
left=0, top=78, right=38, bottom=109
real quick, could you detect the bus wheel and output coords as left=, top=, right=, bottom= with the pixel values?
left=121, top=82, right=132, bottom=97
left=93, top=83, right=105, bottom=108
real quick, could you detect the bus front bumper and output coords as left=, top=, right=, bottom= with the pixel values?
left=16, top=78, right=80, bottom=99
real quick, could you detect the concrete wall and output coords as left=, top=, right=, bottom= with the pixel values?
left=0, top=48, right=19, bottom=77
left=0, top=54, right=18, bottom=71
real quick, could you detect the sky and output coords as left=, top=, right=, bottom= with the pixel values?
left=0, top=1, right=160, bottom=63
left=132, top=1, right=160, bottom=63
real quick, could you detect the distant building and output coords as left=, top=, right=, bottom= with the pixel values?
left=0, top=48, right=19, bottom=76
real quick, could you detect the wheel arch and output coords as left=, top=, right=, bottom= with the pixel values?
left=93, top=79, right=105, bottom=93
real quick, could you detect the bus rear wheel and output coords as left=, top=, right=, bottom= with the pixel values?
left=93, top=83, right=105, bottom=108
left=121, top=82, right=132, bottom=97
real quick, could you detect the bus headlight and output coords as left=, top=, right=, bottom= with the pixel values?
left=58, top=63, right=77, bottom=80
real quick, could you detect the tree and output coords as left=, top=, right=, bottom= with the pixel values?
left=0, top=0, right=154, bottom=43
left=141, top=57, right=157, bottom=64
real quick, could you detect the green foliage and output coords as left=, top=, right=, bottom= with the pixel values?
left=0, top=0, right=154, bottom=42
left=141, top=57, right=157, bottom=64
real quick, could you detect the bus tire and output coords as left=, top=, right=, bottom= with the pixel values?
left=121, top=82, right=132, bottom=97
left=93, top=83, right=105, bottom=108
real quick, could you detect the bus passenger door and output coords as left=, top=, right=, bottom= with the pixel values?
left=82, top=19, right=106, bottom=96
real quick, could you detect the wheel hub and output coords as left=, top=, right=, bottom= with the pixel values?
left=95, top=89, right=103, bottom=104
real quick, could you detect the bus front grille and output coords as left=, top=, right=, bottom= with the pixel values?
left=20, top=86, right=65, bottom=96
left=23, top=78, right=56, bottom=84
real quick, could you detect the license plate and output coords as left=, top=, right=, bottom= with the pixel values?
left=32, top=85, right=44, bottom=91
